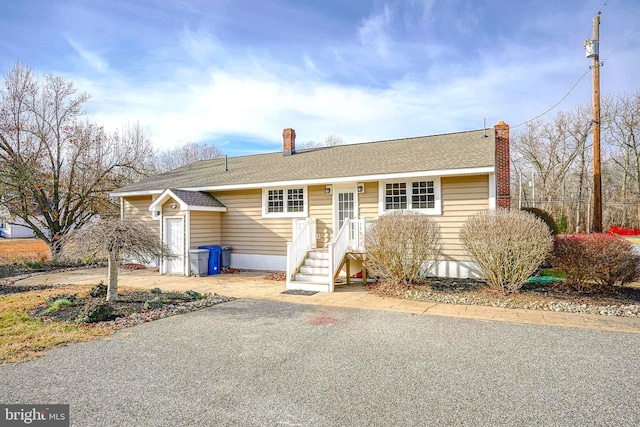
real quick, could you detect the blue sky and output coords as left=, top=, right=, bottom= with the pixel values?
left=1, top=0, right=638, bottom=156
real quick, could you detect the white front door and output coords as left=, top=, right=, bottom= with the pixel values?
left=333, top=187, right=358, bottom=237
left=164, top=217, right=184, bottom=275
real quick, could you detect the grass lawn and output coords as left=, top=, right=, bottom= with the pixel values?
left=0, top=284, right=112, bottom=364
left=0, top=238, right=51, bottom=264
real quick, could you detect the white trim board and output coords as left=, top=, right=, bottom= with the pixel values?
left=112, top=167, right=495, bottom=197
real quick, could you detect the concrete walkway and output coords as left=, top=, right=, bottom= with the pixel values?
left=15, top=267, right=640, bottom=334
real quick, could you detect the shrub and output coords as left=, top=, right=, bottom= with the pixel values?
left=557, top=215, right=569, bottom=234
left=460, top=209, right=553, bottom=293
left=150, top=287, right=162, bottom=294
left=364, top=211, right=442, bottom=284
left=77, top=301, right=114, bottom=323
left=143, top=297, right=164, bottom=310
left=521, top=207, right=558, bottom=236
left=89, top=283, right=107, bottom=298
left=23, top=260, right=44, bottom=269
left=184, top=290, right=205, bottom=300
left=44, top=298, right=74, bottom=314
left=552, top=233, right=640, bottom=287
left=45, top=293, right=77, bottom=304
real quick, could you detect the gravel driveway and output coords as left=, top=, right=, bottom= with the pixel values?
left=1, top=299, right=639, bottom=426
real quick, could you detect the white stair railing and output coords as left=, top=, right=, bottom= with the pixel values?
left=328, top=219, right=351, bottom=292
left=286, top=218, right=316, bottom=285
left=351, top=218, right=367, bottom=252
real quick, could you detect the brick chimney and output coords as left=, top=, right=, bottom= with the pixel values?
left=283, top=128, right=296, bottom=156
left=494, top=121, right=511, bottom=209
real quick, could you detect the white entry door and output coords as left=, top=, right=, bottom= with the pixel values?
left=164, top=217, right=184, bottom=274
left=333, top=187, right=357, bottom=237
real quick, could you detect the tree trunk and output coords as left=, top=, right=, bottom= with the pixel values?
left=48, top=237, right=64, bottom=262
left=106, top=253, right=119, bottom=302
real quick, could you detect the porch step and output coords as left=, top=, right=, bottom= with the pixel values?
left=307, top=251, right=329, bottom=260
left=294, top=273, right=329, bottom=283
left=304, top=258, right=329, bottom=268
left=286, top=281, right=331, bottom=293
left=299, top=265, right=329, bottom=275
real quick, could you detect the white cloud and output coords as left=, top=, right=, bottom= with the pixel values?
left=54, top=1, right=639, bottom=156
left=357, top=4, right=393, bottom=60
left=65, top=37, right=109, bottom=72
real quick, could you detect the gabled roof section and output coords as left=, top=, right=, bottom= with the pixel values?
left=149, top=189, right=226, bottom=212
left=115, top=128, right=496, bottom=195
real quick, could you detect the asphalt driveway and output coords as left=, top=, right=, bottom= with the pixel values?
left=1, top=299, right=639, bottom=426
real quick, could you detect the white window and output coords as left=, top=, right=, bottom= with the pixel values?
left=411, top=181, right=435, bottom=209
left=379, top=178, right=441, bottom=215
left=263, top=186, right=308, bottom=218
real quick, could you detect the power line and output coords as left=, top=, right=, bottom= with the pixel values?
left=603, top=25, right=640, bottom=62
left=512, top=66, right=592, bottom=129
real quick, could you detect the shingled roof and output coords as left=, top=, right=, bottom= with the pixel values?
left=168, top=189, right=225, bottom=208
left=114, top=128, right=496, bottom=195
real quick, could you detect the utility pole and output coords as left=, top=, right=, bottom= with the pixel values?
left=586, top=13, right=602, bottom=232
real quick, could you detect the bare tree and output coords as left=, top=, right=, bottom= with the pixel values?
left=153, top=141, right=224, bottom=173
left=0, top=63, right=155, bottom=257
left=512, top=104, right=592, bottom=232
left=603, top=91, right=640, bottom=227
left=298, top=134, right=345, bottom=149
left=61, top=217, right=174, bottom=301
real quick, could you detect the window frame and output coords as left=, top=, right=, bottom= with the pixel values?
left=262, top=186, right=308, bottom=218
left=378, top=177, right=441, bottom=215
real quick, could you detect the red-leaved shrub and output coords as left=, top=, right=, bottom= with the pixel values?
left=552, top=233, right=640, bottom=287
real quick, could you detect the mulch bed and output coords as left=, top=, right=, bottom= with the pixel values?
left=264, top=272, right=286, bottom=281
left=368, top=277, right=640, bottom=317
left=30, top=290, right=197, bottom=323
left=25, top=288, right=235, bottom=329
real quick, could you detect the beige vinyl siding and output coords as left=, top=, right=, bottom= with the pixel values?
left=122, top=196, right=159, bottom=234
left=162, top=198, right=184, bottom=217
left=358, top=181, right=378, bottom=219
left=308, top=185, right=332, bottom=248
left=433, top=175, right=489, bottom=260
left=215, top=189, right=292, bottom=256
left=190, top=211, right=221, bottom=249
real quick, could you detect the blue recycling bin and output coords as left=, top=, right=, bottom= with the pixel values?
left=198, top=245, right=222, bottom=275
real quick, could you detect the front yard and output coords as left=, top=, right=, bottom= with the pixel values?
left=0, top=281, right=233, bottom=364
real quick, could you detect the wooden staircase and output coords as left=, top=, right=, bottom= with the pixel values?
left=290, top=250, right=331, bottom=292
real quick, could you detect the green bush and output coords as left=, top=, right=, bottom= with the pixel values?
left=557, top=216, right=569, bottom=234
left=521, top=207, right=558, bottom=236
left=150, top=287, right=162, bottom=294
left=89, top=283, right=107, bottom=298
left=184, top=290, right=205, bottom=300
left=23, top=260, right=44, bottom=269
left=44, top=298, right=74, bottom=313
left=364, top=211, right=442, bottom=284
left=460, top=209, right=553, bottom=293
left=143, top=297, right=164, bottom=310
left=552, top=233, right=640, bottom=287
left=45, top=293, right=77, bottom=305
left=77, top=301, right=114, bottom=323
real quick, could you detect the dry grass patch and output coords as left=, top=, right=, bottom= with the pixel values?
left=0, top=284, right=111, bottom=364
left=0, top=238, right=51, bottom=264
